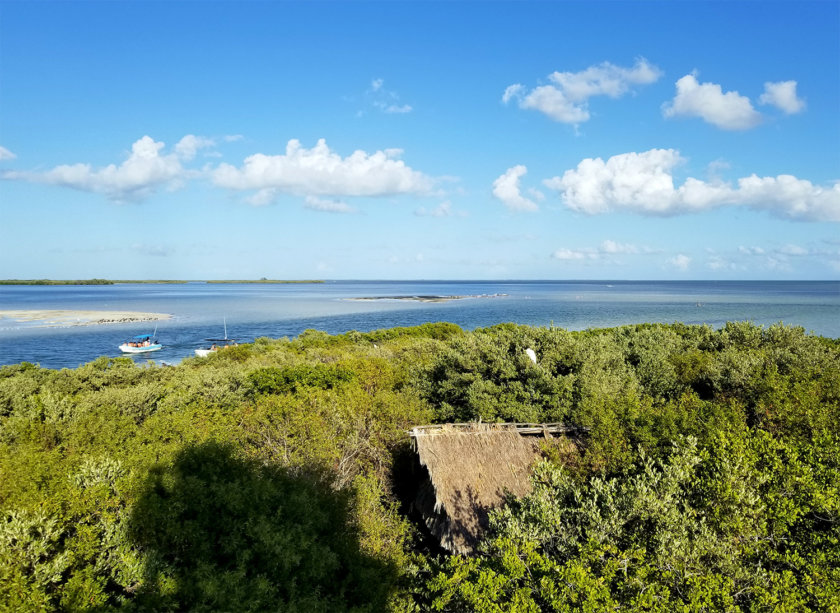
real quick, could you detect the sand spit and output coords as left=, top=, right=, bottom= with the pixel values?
left=0, top=310, right=172, bottom=328
left=346, top=293, right=508, bottom=303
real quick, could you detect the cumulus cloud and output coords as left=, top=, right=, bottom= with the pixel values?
left=304, top=195, right=356, bottom=214
left=174, top=135, right=216, bottom=160
left=668, top=254, right=691, bottom=271
left=503, top=58, right=662, bottom=124
left=663, top=73, right=762, bottom=130
left=213, top=139, right=433, bottom=198
left=492, top=165, right=539, bottom=212
left=544, top=148, right=840, bottom=222
left=0, top=146, right=16, bottom=161
left=759, top=80, right=805, bottom=114
left=1, top=136, right=187, bottom=202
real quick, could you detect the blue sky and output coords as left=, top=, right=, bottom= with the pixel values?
left=1, top=1, right=838, bottom=280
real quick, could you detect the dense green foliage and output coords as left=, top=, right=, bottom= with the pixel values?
left=1, top=321, right=838, bottom=611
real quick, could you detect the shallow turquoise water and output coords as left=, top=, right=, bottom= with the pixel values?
left=1, top=280, right=837, bottom=369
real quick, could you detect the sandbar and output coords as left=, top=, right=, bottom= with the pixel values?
left=0, top=310, right=172, bottom=328
left=345, top=293, right=508, bottom=303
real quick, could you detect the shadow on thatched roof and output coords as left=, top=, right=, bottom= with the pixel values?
left=407, top=422, right=582, bottom=555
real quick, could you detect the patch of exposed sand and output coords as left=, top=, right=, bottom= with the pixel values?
left=0, top=310, right=172, bottom=328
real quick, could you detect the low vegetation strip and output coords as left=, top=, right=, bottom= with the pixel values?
left=0, top=278, right=115, bottom=285
left=0, top=321, right=838, bottom=610
left=0, top=279, right=323, bottom=285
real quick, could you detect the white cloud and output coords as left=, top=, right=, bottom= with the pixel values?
left=552, top=248, right=589, bottom=260
left=246, top=188, right=279, bottom=206
left=739, top=245, right=766, bottom=256
left=368, top=78, right=413, bottom=114
left=304, top=195, right=356, bottom=214
left=765, top=256, right=795, bottom=272
left=707, top=255, right=736, bottom=271
left=1, top=136, right=186, bottom=202
left=759, top=80, right=805, bottom=114
left=174, top=135, right=216, bottom=161
left=544, top=148, right=840, bottom=221
left=663, top=73, right=762, bottom=130
left=778, top=244, right=808, bottom=256
left=502, top=84, right=524, bottom=104
left=213, top=139, right=433, bottom=198
left=527, top=187, right=545, bottom=201
left=378, top=103, right=413, bottom=114
left=516, top=86, right=590, bottom=124
left=0, top=146, right=16, bottom=161
left=668, top=254, right=691, bottom=270
left=492, top=165, right=539, bottom=212
left=503, top=58, right=662, bottom=124
left=551, top=239, right=654, bottom=262
left=600, top=239, right=639, bottom=254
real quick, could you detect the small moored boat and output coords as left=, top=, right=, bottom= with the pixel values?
left=119, top=334, right=162, bottom=353
left=195, top=320, right=237, bottom=357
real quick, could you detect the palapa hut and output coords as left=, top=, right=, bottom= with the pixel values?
left=407, top=422, right=581, bottom=555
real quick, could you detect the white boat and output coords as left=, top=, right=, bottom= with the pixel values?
left=195, top=320, right=237, bottom=357
left=119, top=334, right=162, bottom=353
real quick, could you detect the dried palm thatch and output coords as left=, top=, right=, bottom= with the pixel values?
left=408, top=422, right=577, bottom=554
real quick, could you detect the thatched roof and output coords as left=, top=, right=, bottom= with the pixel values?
left=409, top=423, right=576, bottom=554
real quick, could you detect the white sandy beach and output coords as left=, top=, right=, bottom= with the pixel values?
left=0, top=310, right=172, bottom=328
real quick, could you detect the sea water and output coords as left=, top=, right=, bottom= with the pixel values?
left=0, top=280, right=838, bottom=370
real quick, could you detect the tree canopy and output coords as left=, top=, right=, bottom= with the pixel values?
left=1, top=321, right=837, bottom=610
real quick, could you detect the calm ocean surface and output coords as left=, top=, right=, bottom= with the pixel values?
left=1, top=281, right=838, bottom=370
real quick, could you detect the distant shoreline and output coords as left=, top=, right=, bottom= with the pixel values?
left=0, top=310, right=172, bottom=328
left=0, top=279, right=325, bottom=285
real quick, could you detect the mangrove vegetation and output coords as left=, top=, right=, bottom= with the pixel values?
left=1, top=321, right=838, bottom=611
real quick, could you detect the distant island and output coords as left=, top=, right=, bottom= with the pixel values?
left=206, top=280, right=324, bottom=284
left=0, top=279, right=116, bottom=285
left=0, top=279, right=324, bottom=285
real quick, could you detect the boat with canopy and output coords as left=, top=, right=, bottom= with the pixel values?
left=119, top=333, right=162, bottom=353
